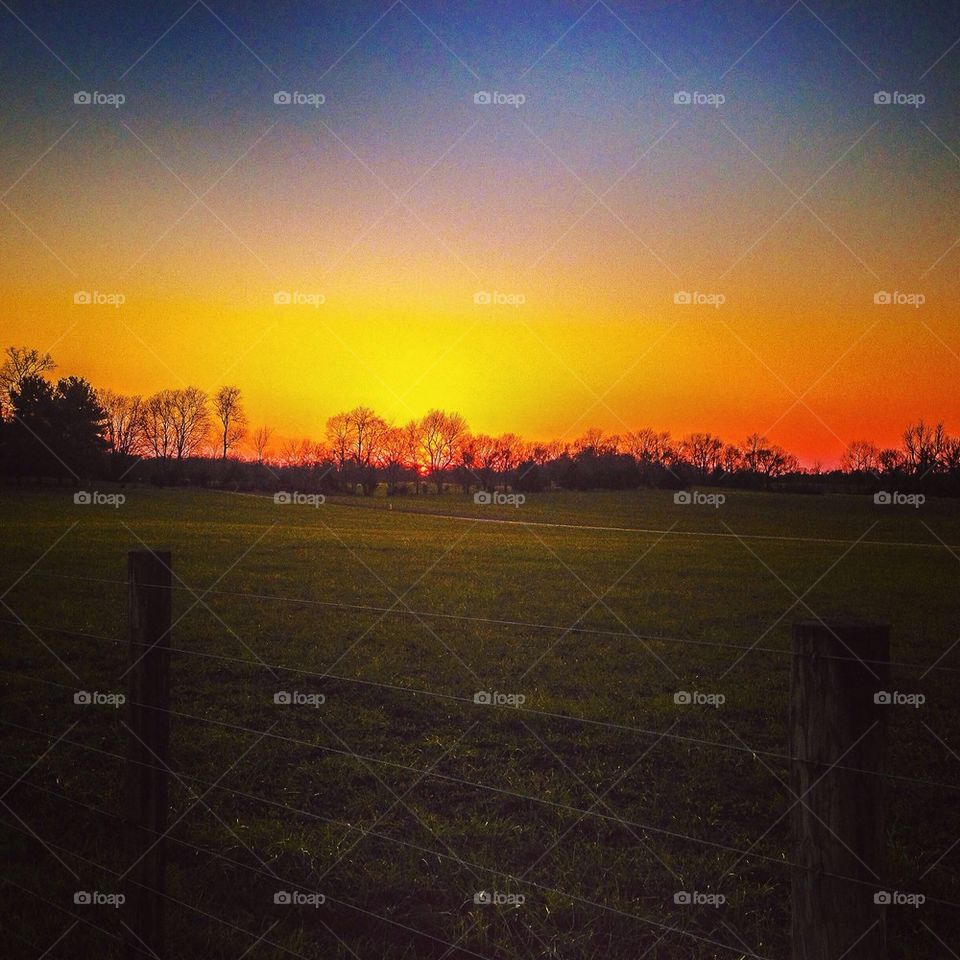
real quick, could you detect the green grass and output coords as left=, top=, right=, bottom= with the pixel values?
left=1, top=485, right=958, bottom=958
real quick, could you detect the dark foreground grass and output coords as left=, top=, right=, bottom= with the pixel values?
left=1, top=485, right=958, bottom=958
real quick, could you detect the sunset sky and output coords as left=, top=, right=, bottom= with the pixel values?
left=1, top=0, right=958, bottom=464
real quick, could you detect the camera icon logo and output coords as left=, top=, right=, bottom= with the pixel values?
left=74, top=491, right=92, bottom=504
left=274, top=691, right=292, bottom=704
left=473, top=91, right=492, bottom=105
left=274, top=891, right=292, bottom=904
left=74, top=691, right=92, bottom=705
left=473, top=291, right=491, bottom=305
left=873, top=491, right=891, bottom=505
left=74, top=891, right=92, bottom=904
left=274, top=491, right=292, bottom=504
left=474, top=891, right=492, bottom=904
left=274, top=91, right=292, bottom=105
left=473, top=491, right=492, bottom=504
left=673, top=491, right=691, bottom=505
left=673, top=290, right=692, bottom=305
left=674, top=91, right=692, bottom=105
left=873, top=691, right=892, bottom=704
left=273, top=291, right=291, bottom=305
left=74, top=91, right=91, bottom=105
left=674, top=691, right=692, bottom=705
left=473, top=691, right=492, bottom=705
left=674, top=891, right=692, bottom=904
left=873, top=291, right=891, bottom=305
left=74, top=291, right=92, bottom=305
left=874, top=891, right=892, bottom=904
left=874, top=91, right=891, bottom=105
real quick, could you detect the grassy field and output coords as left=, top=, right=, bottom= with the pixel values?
left=1, top=485, right=959, bottom=958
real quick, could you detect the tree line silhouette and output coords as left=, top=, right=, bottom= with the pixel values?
left=1, top=345, right=958, bottom=496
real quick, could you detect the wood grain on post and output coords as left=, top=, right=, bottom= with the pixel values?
left=124, top=549, right=172, bottom=960
left=791, top=618, right=889, bottom=960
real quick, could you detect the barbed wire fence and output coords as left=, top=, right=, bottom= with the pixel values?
left=2, top=550, right=958, bottom=959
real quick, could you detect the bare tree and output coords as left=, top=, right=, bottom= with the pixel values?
left=98, top=389, right=144, bottom=461
left=251, top=425, right=273, bottom=464
left=213, top=385, right=247, bottom=459
left=325, top=412, right=352, bottom=476
left=377, top=425, right=408, bottom=495
left=840, top=440, right=879, bottom=474
left=169, top=387, right=210, bottom=461
left=419, top=409, right=468, bottom=492
left=902, top=419, right=944, bottom=476
left=680, top=432, right=724, bottom=478
left=143, top=390, right=177, bottom=461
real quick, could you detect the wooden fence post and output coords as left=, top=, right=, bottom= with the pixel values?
left=791, top=618, right=889, bottom=960
left=124, top=549, right=172, bottom=959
